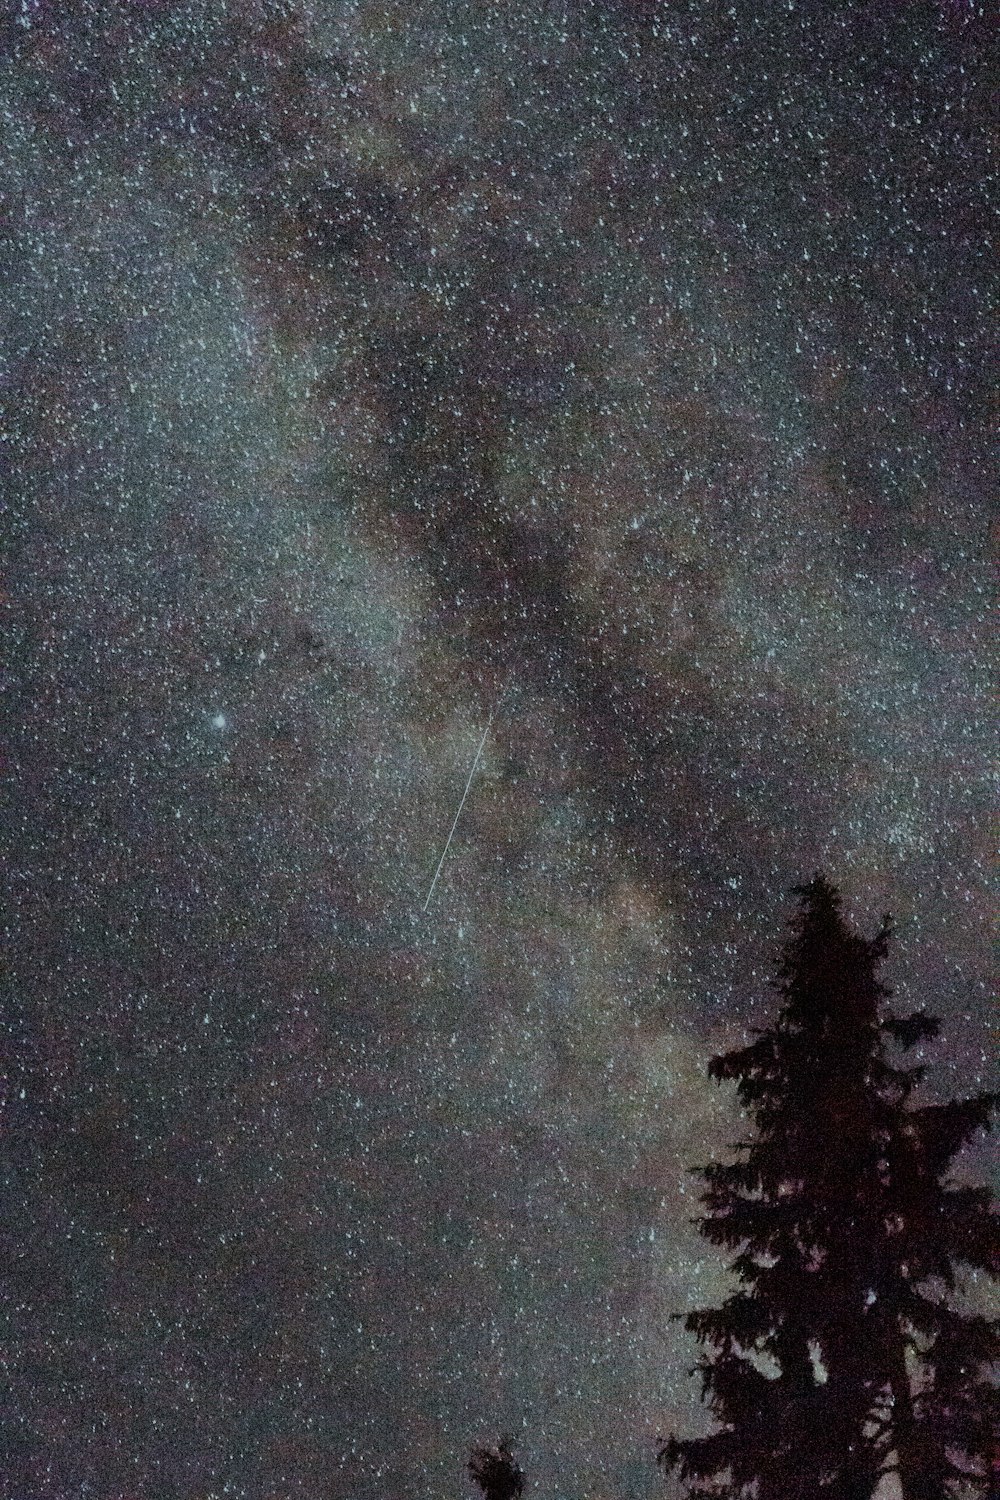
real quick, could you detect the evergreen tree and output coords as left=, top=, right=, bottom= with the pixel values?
left=468, top=1437, right=525, bottom=1500
left=660, top=875, right=998, bottom=1500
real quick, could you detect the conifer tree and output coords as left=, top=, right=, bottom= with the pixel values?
left=660, top=875, right=998, bottom=1499
left=468, top=1437, right=525, bottom=1500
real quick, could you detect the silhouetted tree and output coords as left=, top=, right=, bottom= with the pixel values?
left=660, top=875, right=998, bottom=1500
left=468, top=1438, right=525, bottom=1500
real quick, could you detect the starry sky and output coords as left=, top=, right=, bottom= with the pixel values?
left=3, top=3, right=996, bottom=1497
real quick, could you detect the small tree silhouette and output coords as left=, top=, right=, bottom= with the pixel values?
left=468, top=1438, right=525, bottom=1500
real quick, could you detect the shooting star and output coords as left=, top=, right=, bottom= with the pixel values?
left=422, top=689, right=505, bottom=914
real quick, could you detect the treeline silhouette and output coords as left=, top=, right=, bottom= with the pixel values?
left=465, top=878, right=998, bottom=1500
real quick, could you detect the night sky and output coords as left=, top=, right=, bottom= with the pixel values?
left=3, top=3, right=996, bottom=1497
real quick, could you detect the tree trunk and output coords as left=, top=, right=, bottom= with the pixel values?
left=886, top=1326, right=932, bottom=1500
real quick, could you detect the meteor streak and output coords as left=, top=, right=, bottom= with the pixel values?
left=422, top=689, right=505, bottom=914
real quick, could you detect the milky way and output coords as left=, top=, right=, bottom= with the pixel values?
left=4, top=4, right=995, bottom=1497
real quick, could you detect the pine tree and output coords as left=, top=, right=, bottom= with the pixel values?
left=660, top=875, right=998, bottom=1499
left=468, top=1437, right=525, bottom=1500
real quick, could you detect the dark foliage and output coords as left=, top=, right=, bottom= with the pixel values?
left=468, top=1438, right=525, bottom=1500
left=660, top=875, right=998, bottom=1499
